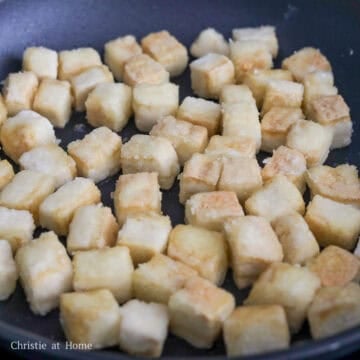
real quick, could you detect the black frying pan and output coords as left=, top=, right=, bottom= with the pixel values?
left=0, top=0, right=359, bottom=359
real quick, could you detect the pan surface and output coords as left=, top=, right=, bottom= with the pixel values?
left=0, top=0, right=360, bottom=358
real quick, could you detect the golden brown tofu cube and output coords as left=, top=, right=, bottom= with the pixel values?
left=168, top=224, right=228, bottom=285
left=23, top=46, right=58, bottom=79
left=0, top=94, right=7, bottom=127
left=190, top=53, right=235, bottom=99
left=219, top=84, right=256, bottom=105
left=223, top=305, right=290, bottom=356
left=224, top=216, right=283, bottom=288
left=305, top=195, right=360, bottom=250
left=169, top=276, right=235, bottom=348
left=0, top=160, right=14, bottom=191
left=0, top=240, right=18, bottom=300
left=190, top=28, right=229, bottom=58
left=133, top=254, right=197, bottom=304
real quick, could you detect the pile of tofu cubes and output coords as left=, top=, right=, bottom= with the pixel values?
left=0, top=24, right=359, bottom=358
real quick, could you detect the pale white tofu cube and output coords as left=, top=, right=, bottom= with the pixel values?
left=39, top=177, right=101, bottom=236
left=117, top=213, right=172, bottom=265
left=177, top=96, right=221, bottom=136
left=190, top=53, right=235, bottom=99
left=133, top=254, right=197, bottom=304
left=23, top=46, right=58, bottom=79
left=305, top=195, right=360, bottom=250
left=245, top=262, right=321, bottom=333
left=150, top=115, right=208, bottom=165
left=60, top=289, right=121, bottom=349
left=220, top=84, right=255, bottom=105
left=58, top=47, right=102, bottom=81
left=224, top=216, right=283, bottom=288
left=123, top=53, right=169, bottom=87
left=104, top=35, right=142, bottom=81
left=0, top=240, right=18, bottom=300
left=73, top=246, right=133, bottom=303
left=224, top=305, right=290, bottom=357
left=119, top=299, right=169, bottom=357
left=67, top=204, right=118, bottom=254
left=0, top=110, right=56, bottom=162
left=190, top=28, right=229, bottom=57
left=245, top=175, right=305, bottom=222
left=15, top=231, right=72, bottom=315
left=286, top=119, right=333, bottom=168
left=169, top=276, right=235, bottom=348
left=0, top=207, right=35, bottom=253
left=2, top=72, right=38, bottom=116
left=32, top=79, right=72, bottom=128
left=272, top=212, right=319, bottom=265
left=141, top=30, right=188, bottom=77
left=167, top=224, right=228, bottom=285
left=68, top=127, right=122, bottom=183
left=0, top=160, right=14, bottom=191
left=113, top=172, right=162, bottom=226
left=132, top=82, right=179, bottom=132
left=0, top=94, right=7, bottom=127
left=121, top=134, right=179, bottom=190
left=85, top=83, right=132, bottom=132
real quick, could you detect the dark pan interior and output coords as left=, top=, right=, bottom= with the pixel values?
left=0, top=0, right=360, bottom=359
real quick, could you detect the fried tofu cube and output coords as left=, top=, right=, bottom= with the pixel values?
left=218, top=157, right=263, bottom=203
left=123, top=53, right=169, bottom=87
left=2, top=72, right=39, bottom=116
left=308, top=94, right=352, bottom=149
left=119, top=299, right=169, bottom=357
left=15, top=231, right=72, bottom=315
left=67, top=204, right=118, bottom=254
left=169, top=276, right=235, bottom=348
left=232, top=25, right=278, bottom=58
left=117, top=213, right=172, bottom=265
left=0, top=240, right=18, bottom=300
left=32, top=78, right=72, bottom=128
left=308, top=283, right=360, bottom=339
left=286, top=119, right=333, bottom=168
left=85, top=83, right=132, bottom=132
left=141, top=30, right=188, bottom=77
left=114, top=172, right=162, bottom=226
left=132, top=82, right=179, bottom=132
left=179, top=153, right=222, bottom=204
left=0, top=170, right=55, bottom=223
left=121, top=134, right=179, bottom=190
left=60, top=289, right=121, bottom=349
left=224, top=216, right=283, bottom=288
left=39, top=177, right=101, bottom=236
left=262, top=146, right=307, bottom=193
left=190, top=28, right=229, bottom=57
left=133, top=254, right=197, bottom=304
left=220, top=84, right=255, bottom=105
left=0, top=110, right=56, bottom=163
left=272, top=212, right=319, bottom=265
left=245, top=175, right=305, bottom=222
left=305, top=195, right=360, bottom=250
left=282, top=47, right=332, bottom=82
left=190, top=53, right=235, bottom=99
left=19, top=144, right=76, bottom=188
left=167, top=224, right=228, bottom=285
left=229, top=40, right=273, bottom=82
left=0, top=160, right=14, bottom=191
left=73, top=246, right=133, bottom=303
left=58, top=47, right=102, bottom=81
left=150, top=115, right=208, bottom=165
left=104, top=35, right=142, bottom=81
left=305, top=164, right=360, bottom=207
left=262, top=80, right=304, bottom=115
left=0, top=94, right=7, bottom=127
left=224, top=305, right=289, bottom=357
left=185, top=191, right=244, bottom=231
left=0, top=207, right=35, bottom=253
left=261, top=107, right=305, bottom=153
left=23, top=46, right=58, bottom=79
left=70, top=65, right=114, bottom=112
left=307, top=246, right=359, bottom=287
left=245, top=262, right=321, bottom=333
left=177, top=96, right=221, bottom=136
left=68, top=127, right=121, bottom=183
